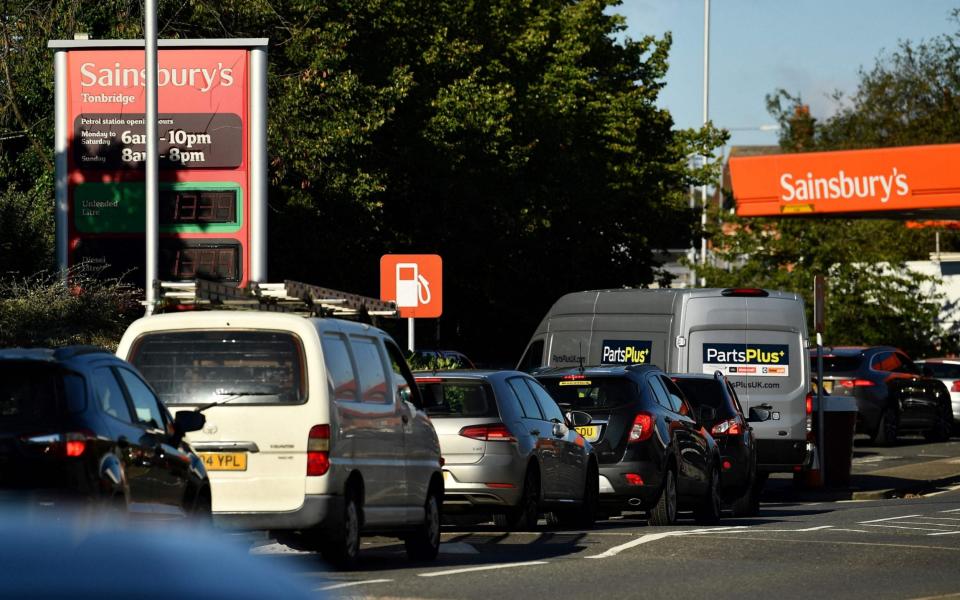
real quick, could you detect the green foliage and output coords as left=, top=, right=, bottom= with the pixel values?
left=703, top=16, right=960, bottom=355
left=406, top=353, right=463, bottom=372
left=0, top=263, right=141, bottom=349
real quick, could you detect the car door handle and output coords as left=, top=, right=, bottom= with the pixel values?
left=530, top=429, right=540, bottom=436
left=664, top=416, right=675, bottom=424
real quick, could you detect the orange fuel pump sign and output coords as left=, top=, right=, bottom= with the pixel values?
left=730, top=144, right=960, bottom=217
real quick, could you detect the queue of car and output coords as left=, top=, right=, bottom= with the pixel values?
left=1, top=285, right=956, bottom=570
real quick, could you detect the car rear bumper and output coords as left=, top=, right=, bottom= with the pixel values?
left=440, top=456, right=525, bottom=510
left=214, top=494, right=342, bottom=531
left=597, top=462, right=662, bottom=509
left=756, top=439, right=807, bottom=472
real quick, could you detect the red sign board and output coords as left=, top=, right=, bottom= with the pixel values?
left=730, top=144, right=960, bottom=217
left=380, top=255, right=443, bottom=318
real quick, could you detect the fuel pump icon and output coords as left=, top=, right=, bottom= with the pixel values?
left=395, top=263, right=432, bottom=309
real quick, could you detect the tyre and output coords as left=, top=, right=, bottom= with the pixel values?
left=405, top=489, right=441, bottom=561
left=648, top=467, right=677, bottom=526
left=320, top=492, right=362, bottom=568
left=493, top=467, right=540, bottom=530
left=924, top=406, right=953, bottom=443
left=694, top=465, right=722, bottom=525
left=871, top=407, right=899, bottom=446
left=551, top=462, right=599, bottom=529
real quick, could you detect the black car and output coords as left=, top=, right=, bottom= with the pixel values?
left=536, top=365, right=721, bottom=526
left=811, top=346, right=953, bottom=445
left=672, top=372, right=770, bottom=517
left=0, top=347, right=211, bottom=517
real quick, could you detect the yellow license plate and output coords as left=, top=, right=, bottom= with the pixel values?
left=199, top=452, right=247, bottom=471
left=575, top=425, right=599, bottom=442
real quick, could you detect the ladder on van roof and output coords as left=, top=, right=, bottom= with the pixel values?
left=154, top=279, right=398, bottom=321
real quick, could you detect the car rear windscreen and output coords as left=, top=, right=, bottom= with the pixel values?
left=129, top=331, right=306, bottom=405
left=0, top=364, right=77, bottom=429
left=418, top=381, right=498, bottom=418
left=672, top=378, right=734, bottom=416
left=922, top=362, right=960, bottom=379
left=811, top=355, right=862, bottom=373
left=539, top=377, right=636, bottom=410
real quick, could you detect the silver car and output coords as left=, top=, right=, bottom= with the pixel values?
left=915, top=358, right=960, bottom=428
left=415, top=370, right=598, bottom=530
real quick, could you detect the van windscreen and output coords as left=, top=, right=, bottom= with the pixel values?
left=129, top=331, right=306, bottom=406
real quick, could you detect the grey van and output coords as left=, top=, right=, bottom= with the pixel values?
left=519, top=288, right=812, bottom=475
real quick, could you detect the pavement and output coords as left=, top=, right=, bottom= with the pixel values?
left=765, top=434, right=960, bottom=502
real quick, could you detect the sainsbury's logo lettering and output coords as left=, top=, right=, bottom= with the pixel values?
left=79, top=62, right=235, bottom=93
left=780, top=168, right=909, bottom=204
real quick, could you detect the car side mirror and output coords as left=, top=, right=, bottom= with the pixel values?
left=696, top=405, right=717, bottom=425
left=174, top=410, right=206, bottom=435
left=565, top=410, right=592, bottom=428
left=748, top=407, right=772, bottom=423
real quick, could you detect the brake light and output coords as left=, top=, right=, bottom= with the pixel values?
left=562, top=374, right=588, bottom=380
left=416, top=377, right=444, bottom=383
left=711, top=418, right=743, bottom=436
left=839, top=379, right=875, bottom=388
left=307, top=424, right=330, bottom=476
left=806, top=394, right=813, bottom=415
left=624, top=473, right=644, bottom=486
left=459, top=424, right=516, bottom=442
left=628, top=412, right=654, bottom=443
left=21, top=431, right=90, bottom=457
left=951, top=380, right=960, bottom=392
left=65, top=440, right=86, bottom=457
left=721, top=288, right=769, bottom=297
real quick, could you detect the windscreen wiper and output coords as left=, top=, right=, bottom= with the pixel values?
left=194, top=390, right=276, bottom=413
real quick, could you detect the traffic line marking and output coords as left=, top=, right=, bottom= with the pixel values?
left=418, top=561, right=548, bottom=577
left=859, top=514, right=921, bottom=523
left=585, top=531, right=679, bottom=559
left=928, top=531, right=960, bottom=536
left=830, top=529, right=872, bottom=533
left=941, top=508, right=960, bottom=513
left=862, top=524, right=947, bottom=532
left=316, top=579, right=393, bottom=591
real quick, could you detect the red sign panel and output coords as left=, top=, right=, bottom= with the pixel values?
left=380, top=255, right=443, bottom=318
left=730, top=144, right=960, bottom=217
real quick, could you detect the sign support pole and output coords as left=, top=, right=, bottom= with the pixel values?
left=144, top=0, right=159, bottom=315
left=814, top=275, right=826, bottom=482
left=408, top=318, right=415, bottom=353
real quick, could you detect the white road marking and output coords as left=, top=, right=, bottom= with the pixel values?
left=418, top=561, right=548, bottom=577
left=854, top=455, right=901, bottom=464
left=585, top=531, right=680, bottom=559
left=893, top=521, right=960, bottom=528
left=831, top=529, right=872, bottom=533
left=928, top=531, right=960, bottom=536
left=927, top=484, right=960, bottom=497
left=941, top=508, right=960, bottom=513
left=859, top=514, right=921, bottom=524
left=862, top=524, right=947, bottom=532
left=316, top=579, right=393, bottom=591
left=703, top=534, right=960, bottom=552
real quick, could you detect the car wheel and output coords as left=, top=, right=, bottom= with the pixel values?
left=694, top=465, right=722, bottom=525
left=493, top=467, right=540, bottom=530
left=551, top=461, right=599, bottom=529
left=648, top=467, right=677, bottom=526
left=405, top=489, right=441, bottom=561
left=873, top=407, right=899, bottom=446
left=924, top=406, right=953, bottom=443
left=320, top=492, right=362, bottom=568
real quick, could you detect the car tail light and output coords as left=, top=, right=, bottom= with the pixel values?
left=459, top=424, right=516, bottom=442
left=951, top=380, right=960, bottom=392
left=416, top=377, right=444, bottom=383
left=628, top=412, right=654, bottom=443
left=839, top=379, right=875, bottom=388
left=307, top=425, right=330, bottom=476
left=624, top=473, right=644, bottom=486
left=722, top=459, right=732, bottom=470
left=486, top=482, right=515, bottom=489
left=21, top=431, right=90, bottom=457
left=806, top=394, right=813, bottom=415
left=711, top=418, right=743, bottom=436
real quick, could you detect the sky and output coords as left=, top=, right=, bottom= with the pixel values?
left=617, top=0, right=959, bottom=152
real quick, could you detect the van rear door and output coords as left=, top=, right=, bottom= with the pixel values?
left=128, top=329, right=314, bottom=514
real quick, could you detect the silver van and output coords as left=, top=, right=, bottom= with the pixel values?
left=519, top=288, right=812, bottom=476
left=116, top=311, right=443, bottom=566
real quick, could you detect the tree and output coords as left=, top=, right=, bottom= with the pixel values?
left=701, top=15, right=960, bottom=355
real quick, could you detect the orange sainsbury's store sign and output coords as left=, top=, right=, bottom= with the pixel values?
left=729, top=144, right=960, bottom=217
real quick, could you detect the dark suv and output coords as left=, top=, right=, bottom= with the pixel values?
left=812, top=346, right=953, bottom=445
left=536, top=365, right=721, bottom=525
left=0, top=347, right=211, bottom=517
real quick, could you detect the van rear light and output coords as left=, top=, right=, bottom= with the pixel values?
left=721, top=288, right=769, bottom=297
left=711, top=418, right=742, bottom=436
left=839, top=379, right=875, bottom=388
left=459, top=424, right=516, bottom=442
left=628, top=412, right=654, bottom=443
left=806, top=394, right=813, bottom=415
left=307, top=425, right=330, bottom=476
left=952, top=380, right=960, bottom=392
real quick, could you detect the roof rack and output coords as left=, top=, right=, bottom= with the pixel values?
left=153, top=279, right=398, bottom=321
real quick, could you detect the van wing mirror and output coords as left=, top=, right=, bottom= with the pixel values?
left=565, top=410, right=592, bottom=428
left=747, top=407, right=772, bottom=423
left=174, top=410, right=206, bottom=435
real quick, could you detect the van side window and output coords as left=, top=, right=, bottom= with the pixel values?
left=351, top=337, right=390, bottom=404
left=384, top=339, right=423, bottom=409
left=518, top=340, right=545, bottom=372
left=507, top=377, right=544, bottom=420
left=322, top=334, right=359, bottom=402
